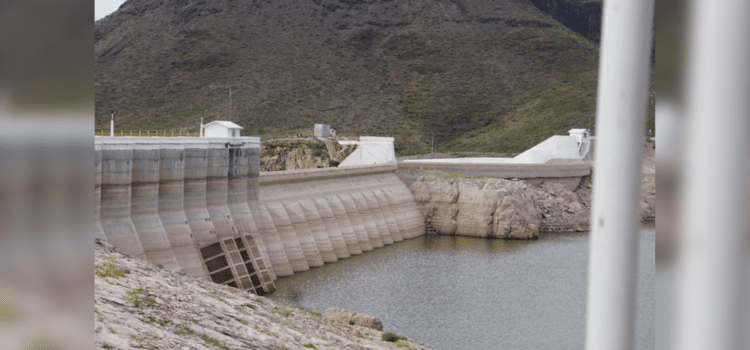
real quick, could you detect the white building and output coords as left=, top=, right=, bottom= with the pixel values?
left=314, top=124, right=331, bottom=139
left=203, top=120, right=243, bottom=138
left=338, top=136, right=396, bottom=167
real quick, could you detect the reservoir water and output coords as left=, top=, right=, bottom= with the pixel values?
left=269, top=224, right=655, bottom=350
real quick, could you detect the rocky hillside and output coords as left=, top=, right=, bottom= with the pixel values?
left=95, top=0, right=600, bottom=154
left=95, top=240, right=432, bottom=350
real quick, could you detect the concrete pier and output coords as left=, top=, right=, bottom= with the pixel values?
left=158, top=142, right=204, bottom=278
left=253, top=203, right=294, bottom=277
left=205, top=141, right=237, bottom=239
left=131, top=143, right=178, bottom=270
left=94, top=146, right=105, bottom=242
left=265, top=199, right=309, bottom=273
left=325, top=192, right=363, bottom=255
left=99, top=142, right=144, bottom=258
left=183, top=143, right=216, bottom=245
left=338, top=192, right=374, bottom=252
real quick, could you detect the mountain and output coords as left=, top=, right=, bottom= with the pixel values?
left=95, top=0, right=600, bottom=154
left=528, top=0, right=602, bottom=43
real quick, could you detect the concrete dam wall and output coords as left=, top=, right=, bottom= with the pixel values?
left=95, top=137, right=424, bottom=295
left=258, top=165, right=425, bottom=277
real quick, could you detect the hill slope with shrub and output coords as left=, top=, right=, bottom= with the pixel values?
left=95, top=0, right=600, bottom=154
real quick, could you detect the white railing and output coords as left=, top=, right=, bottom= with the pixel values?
left=95, top=130, right=200, bottom=137
left=676, top=0, right=750, bottom=349
left=585, top=1, right=654, bottom=349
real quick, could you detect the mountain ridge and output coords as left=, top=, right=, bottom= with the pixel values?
left=95, top=0, right=600, bottom=154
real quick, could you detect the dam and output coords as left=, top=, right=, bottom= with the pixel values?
left=94, top=136, right=424, bottom=295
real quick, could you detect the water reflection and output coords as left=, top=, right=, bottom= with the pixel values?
left=270, top=229, right=654, bottom=350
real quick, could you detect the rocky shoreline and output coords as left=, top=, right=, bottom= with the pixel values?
left=407, top=169, right=654, bottom=239
left=95, top=240, right=432, bottom=350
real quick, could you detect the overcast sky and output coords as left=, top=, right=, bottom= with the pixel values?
left=95, top=0, right=127, bottom=20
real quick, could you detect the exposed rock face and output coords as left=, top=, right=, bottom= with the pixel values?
left=535, top=181, right=591, bottom=232
left=641, top=173, right=655, bottom=221
left=95, top=240, right=431, bottom=350
left=410, top=171, right=654, bottom=238
left=411, top=177, right=544, bottom=239
left=322, top=307, right=384, bottom=331
left=261, top=138, right=332, bottom=171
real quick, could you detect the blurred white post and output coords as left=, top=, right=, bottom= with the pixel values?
left=585, top=0, right=654, bottom=348
left=110, top=112, right=114, bottom=137
left=677, top=0, right=750, bottom=349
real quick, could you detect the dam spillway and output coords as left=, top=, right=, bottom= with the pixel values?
left=94, top=137, right=425, bottom=295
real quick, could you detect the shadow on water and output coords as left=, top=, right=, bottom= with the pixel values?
left=421, top=234, right=535, bottom=254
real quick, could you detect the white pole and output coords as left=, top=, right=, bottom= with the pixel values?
left=200, top=117, right=204, bottom=137
left=585, top=0, right=654, bottom=348
left=677, top=0, right=750, bottom=348
left=110, top=111, right=114, bottom=137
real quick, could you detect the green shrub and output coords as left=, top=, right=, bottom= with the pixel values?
left=302, top=343, right=318, bottom=349
left=395, top=339, right=414, bottom=349
left=306, top=309, right=321, bottom=317
left=348, top=319, right=355, bottom=326
left=201, top=334, right=229, bottom=350
left=173, top=324, right=195, bottom=336
left=381, top=331, right=407, bottom=342
left=102, top=343, right=112, bottom=349
left=271, top=307, right=292, bottom=317
left=148, top=317, right=172, bottom=327
left=125, top=287, right=156, bottom=308
left=95, top=258, right=125, bottom=279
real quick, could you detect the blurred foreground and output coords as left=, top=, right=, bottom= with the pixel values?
left=0, top=0, right=93, bottom=348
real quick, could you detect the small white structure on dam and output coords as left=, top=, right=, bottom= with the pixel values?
left=202, top=120, right=243, bottom=138
left=314, top=124, right=331, bottom=139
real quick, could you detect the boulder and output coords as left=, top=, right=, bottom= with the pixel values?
left=322, top=307, right=384, bottom=331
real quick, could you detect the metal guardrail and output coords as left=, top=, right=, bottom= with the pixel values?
left=95, top=130, right=200, bottom=137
